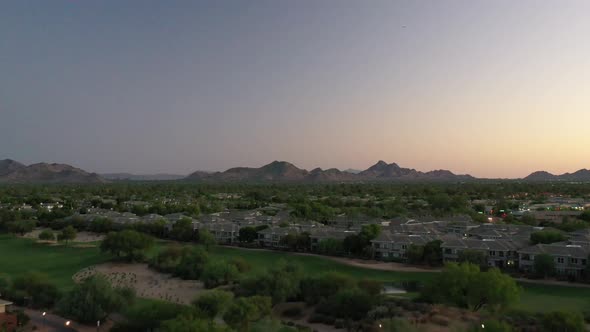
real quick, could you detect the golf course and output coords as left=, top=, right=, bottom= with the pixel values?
left=1, top=234, right=589, bottom=313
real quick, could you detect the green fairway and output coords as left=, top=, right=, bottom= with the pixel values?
left=515, top=283, right=590, bottom=312
left=2, top=235, right=589, bottom=313
left=209, top=246, right=434, bottom=283
left=0, top=234, right=111, bottom=290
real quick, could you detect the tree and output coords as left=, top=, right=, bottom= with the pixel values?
left=530, top=230, right=566, bottom=245
left=160, top=315, right=228, bottom=332
left=238, top=226, right=258, bottom=243
left=520, top=213, right=538, bottom=226
left=578, top=210, right=590, bottom=222
left=542, top=311, right=585, bottom=332
left=38, top=230, right=55, bottom=241
left=58, top=225, right=77, bottom=246
left=316, top=238, right=344, bottom=255
left=150, top=245, right=188, bottom=274
left=342, top=235, right=363, bottom=256
left=317, top=288, right=375, bottom=321
left=357, top=279, right=383, bottom=297
left=11, top=272, right=60, bottom=309
left=6, top=220, right=36, bottom=236
left=197, top=230, right=216, bottom=250
left=192, top=290, right=234, bottom=319
left=534, top=253, right=555, bottom=278
left=360, top=224, right=381, bottom=242
left=458, top=249, right=487, bottom=268
left=229, top=257, right=251, bottom=273
left=170, top=217, right=195, bottom=242
left=175, top=246, right=209, bottom=280
left=423, top=263, right=521, bottom=312
left=57, top=275, right=135, bottom=324
left=238, top=260, right=302, bottom=304
left=279, top=233, right=298, bottom=250
left=201, top=261, right=238, bottom=288
left=123, top=300, right=184, bottom=331
left=300, top=272, right=355, bottom=305
left=423, top=240, right=443, bottom=266
left=100, top=230, right=155, bottom=261
left=88, top=217, right=114, bottom=233
left=406, top=245, right=425, bottom=264
left=223, top=296, right=271, bottom=332
left=468, top=319, right=513, bottom=332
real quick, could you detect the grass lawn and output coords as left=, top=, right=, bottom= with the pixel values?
left=515, top=283, right=590, bottom=312
left=208, top=246, right=435, bottom=283
left=0, top=234, right=111, bottom=290
left=2, top=235, right=589, bottom=313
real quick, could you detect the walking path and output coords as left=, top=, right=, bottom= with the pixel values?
left=19, top=307, right=113, bottom=332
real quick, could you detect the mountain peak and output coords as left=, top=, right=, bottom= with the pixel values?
left=0, top=159, right=104, bottom=183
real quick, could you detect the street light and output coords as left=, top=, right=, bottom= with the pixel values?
left=481, top=323, right=485, bottom=329
left=65, top=320, right=71, bottom=326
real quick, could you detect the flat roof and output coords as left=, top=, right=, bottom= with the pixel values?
left=0, top=299, right=13, bottom=306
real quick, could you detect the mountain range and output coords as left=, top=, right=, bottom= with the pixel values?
left=523, top=169, right=590, bottom=182
left=2, top=158, right=589, bottom=183
left=101, top=173, right=186, bottom=181
left=185, top=160, right=475, bottom=182
left=0, top=159, right=104, bottom=183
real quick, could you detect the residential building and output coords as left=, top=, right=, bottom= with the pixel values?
left=518, top=242, right=590, bottom=277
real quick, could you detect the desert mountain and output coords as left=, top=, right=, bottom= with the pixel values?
left=524, top=169, right=590, bottom=182
left=0, top=159, right=105, bottom=183
left=185, top=160, right=473, bottom=182
left=102, top=173, right=186, bottom=181
left=0, top=159, right=25, bottom=176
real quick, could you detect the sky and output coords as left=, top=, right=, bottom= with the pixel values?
left=1, top=0, right=589, bottom=178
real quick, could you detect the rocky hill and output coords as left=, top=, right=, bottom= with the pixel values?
left=185, top=160, right=473, bottom=183
left=0, top=159, right=105, bottom=183
left=524, top=169, right=590, bottom=182
left=102, top=173, right=186, bottom=181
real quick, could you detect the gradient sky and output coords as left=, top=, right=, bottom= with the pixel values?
left=1, top=1, right=589, bottom=178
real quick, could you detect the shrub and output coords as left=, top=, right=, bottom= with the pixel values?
left=38, top=230, right=55, bottom=241
left=282, top=307, right=303, bottom=318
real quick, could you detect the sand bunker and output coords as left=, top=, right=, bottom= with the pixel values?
left=73, top=263, right=205, bottom=304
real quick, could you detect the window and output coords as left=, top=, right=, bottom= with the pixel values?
left=570, top=258, right=578, bottom=264
left=489, top=251, right=496, bottom=256
left=557, top=257, right=565, bottom=264
left=499, top=251, right=504, bottom=257
left=444, top=248, right=452, bottom=254
left=401, top=245, right=407, bottom=250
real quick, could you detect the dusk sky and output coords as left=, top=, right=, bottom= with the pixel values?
left=1, top=1, right=589, bottom=178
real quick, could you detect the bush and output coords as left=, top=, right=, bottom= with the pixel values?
left=38, top=230, right=55, bottom=241
left=542, top=311, right=585, bottom=332
left=11, top=272, right=60, bottom=309
left=282, top=307, right=303, bottom=318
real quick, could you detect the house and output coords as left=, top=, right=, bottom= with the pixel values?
left=441, top=238, right=526, bottom=268
left=372, top=233, right=438, bottom=261
left=0, top=299, right=16, bottom=332
left=258, top=227, right=300, bottom=248
left=309, top=228, right=357, bottom=251
left=518, top=242, right=590, bottom=277
left=196, top=222, right=241, bottom=244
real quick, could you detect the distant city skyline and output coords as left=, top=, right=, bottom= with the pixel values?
left=1, top=1, right=589, bottom=178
